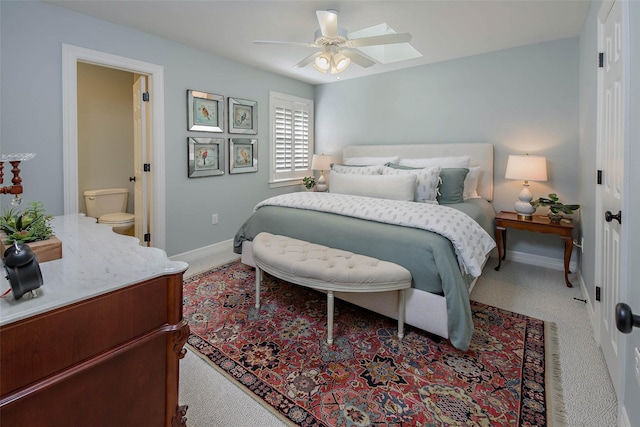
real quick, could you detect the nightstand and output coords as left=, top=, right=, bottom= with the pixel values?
left=494, top=211, right=575, bottom=287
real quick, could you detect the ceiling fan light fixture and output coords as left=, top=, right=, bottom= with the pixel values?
left=331, top=51, right=350, bottom=73
left=313, top=53, right=331, bottom=73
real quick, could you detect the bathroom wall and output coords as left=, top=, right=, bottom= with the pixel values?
left=77, top=63, right=135, bottom=215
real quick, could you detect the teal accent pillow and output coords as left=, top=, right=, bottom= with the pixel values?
left=438, top=168, right=469, bottom=204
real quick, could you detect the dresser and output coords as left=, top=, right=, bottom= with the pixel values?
left=0, top=214, right=190, bottom=426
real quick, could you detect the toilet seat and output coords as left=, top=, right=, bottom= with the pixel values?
left=98, top=212, right=135, bottom=225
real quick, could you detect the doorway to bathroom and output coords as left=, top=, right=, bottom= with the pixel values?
left=62, top=44, right=167, bottom=250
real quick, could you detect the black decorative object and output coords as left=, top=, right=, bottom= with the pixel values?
left=3, top=241, right=43, bottom=299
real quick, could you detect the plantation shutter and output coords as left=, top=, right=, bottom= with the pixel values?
left=270, top=92, right=314, bottom=184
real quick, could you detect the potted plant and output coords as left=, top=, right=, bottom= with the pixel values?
left=530, top=193, right=580, bottom=223
left=0, top=201, right=61, bottom=262
left=302, top=176, right=316, bottom=191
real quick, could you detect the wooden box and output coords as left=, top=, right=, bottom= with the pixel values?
left=0, top=234, right=62, bottom=263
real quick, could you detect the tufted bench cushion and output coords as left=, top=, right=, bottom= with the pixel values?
left=252, top=232, right=412, bottom=344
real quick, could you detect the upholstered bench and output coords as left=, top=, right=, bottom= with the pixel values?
left=252, top=232, right=412, bottom=344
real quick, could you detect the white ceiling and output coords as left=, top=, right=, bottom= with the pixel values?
left=47, top=0, right=591, bottom=85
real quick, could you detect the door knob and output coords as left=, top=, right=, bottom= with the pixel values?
left=129, top=176, right=136, bottom=182
left=605, top=210, right=622, bottom=224
left=615, top=303, right=640, bottom=333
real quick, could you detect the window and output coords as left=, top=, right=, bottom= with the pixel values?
left=269, top=91, right=314, bottom=186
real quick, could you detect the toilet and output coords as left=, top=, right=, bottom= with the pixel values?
left=83, top=188, right=135, bottom=236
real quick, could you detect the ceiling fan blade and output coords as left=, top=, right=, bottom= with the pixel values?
left=341, top=50, right=376, bottom=68
left=254, top=40, right=318, bottom=48
left=346, top=32, right=412, bottom=48
left=293, top=52, right=321, bottom=69
left=316, top=10, right=338, bottom=38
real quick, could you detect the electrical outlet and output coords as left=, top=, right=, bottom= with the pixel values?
left=635, top=347, right=640, bottom=387
left=211, top=214, right=219, bottom=225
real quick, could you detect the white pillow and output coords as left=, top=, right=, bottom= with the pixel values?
left=398, top=156, right=471, bottom=169
left=331, top=164, right=383, bottom=175
left=343, top=156, right=400, bottom=166
left=330, top=173, right=417, bottom=201
left=381, top=166, right=441, bottom=203
left=463, top=166, right=482, bottom=200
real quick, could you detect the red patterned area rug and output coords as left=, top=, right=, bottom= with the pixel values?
left=184, top=261, right=566, bottom=426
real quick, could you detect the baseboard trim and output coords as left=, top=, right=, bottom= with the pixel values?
left=170, top=239, right=235, bottom=264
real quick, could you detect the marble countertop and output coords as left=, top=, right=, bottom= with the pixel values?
left=0, top=214, right=188, bottom=326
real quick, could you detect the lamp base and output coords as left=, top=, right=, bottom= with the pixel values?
left=514, top=182, right=535, bottom=219
left=316, top=173, right=328, bottom=192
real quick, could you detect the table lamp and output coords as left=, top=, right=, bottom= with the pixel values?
left=505, top=154, right=547, bottom=219
left=311, top=154, right=332, bottom=192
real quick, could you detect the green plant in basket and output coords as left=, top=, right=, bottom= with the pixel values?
left=0, top=201, right=54, bottom=244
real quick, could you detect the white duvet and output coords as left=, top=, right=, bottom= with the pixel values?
left=255, top=192, right=496, bottom=277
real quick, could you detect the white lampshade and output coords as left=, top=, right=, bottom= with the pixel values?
left=505, top=155, right=547, bottom=182
left=311, top=154, right=332, bottom=171
left=505, top=154, right=547, bottom=218
left=311, top=154, right=333, bottom=192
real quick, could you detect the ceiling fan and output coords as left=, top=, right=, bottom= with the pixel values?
left=254, top=10, right=412, bottom=74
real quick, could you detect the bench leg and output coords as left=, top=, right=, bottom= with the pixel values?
left=327, top=291, right=334, bottom=345
left=255, top=267, right=261, bottom=309
left=397, top=289, right=406, bottom=340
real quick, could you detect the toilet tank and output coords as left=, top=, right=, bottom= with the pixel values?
left=84, top=188, right=129, bottom=219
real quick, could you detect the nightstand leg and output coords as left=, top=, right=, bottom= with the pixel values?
left=495, top=226, right=505, bottom=271
left=562, top=236, right=573, bottom=287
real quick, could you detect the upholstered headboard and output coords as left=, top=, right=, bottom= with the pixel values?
left=342, top=143, right=494, bottom=201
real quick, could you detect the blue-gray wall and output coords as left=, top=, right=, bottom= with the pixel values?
left=315, top=38, right=580, bottom=261
left=578, top=0, right=600, bottom=309
left=0, top=1, right=313, bottom=255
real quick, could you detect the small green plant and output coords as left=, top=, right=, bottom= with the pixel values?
left=302, top=176, right=316, bottom=190
left=0, top=201, right=54, bottom=244
left=530, top=193, right=580, bottom=214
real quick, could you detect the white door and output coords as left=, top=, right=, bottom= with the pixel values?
left=133, top=75, right=150, bottom=245
left=597, top=0, right=626, bottom=397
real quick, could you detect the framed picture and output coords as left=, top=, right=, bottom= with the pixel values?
left=188, top=137, right=224, bottom=177
left=229, top=138, right=257, bottom=174
left=228, top=97, right=257, bottom=134
left=188, top=90, right=224, bottom=132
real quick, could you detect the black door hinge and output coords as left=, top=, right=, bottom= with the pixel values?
left=597, top=170, right=603, bottom=185
left=144, top=163, right=151, bottom=172
left=144, top=233, right=151, bottom=243
left=142, top=92, right=150, bottom=102
left=596, top=286, right=601, bottom=302
left=598, top=52, right=605, bottom=68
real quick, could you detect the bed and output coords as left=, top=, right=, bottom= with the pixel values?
left=234, top=143, right=496, bottom=351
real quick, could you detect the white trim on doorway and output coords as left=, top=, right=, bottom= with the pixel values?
left=62, top=44, right=166, bottom=250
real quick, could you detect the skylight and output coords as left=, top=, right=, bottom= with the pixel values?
left=349, top=24, right=422, bottom=64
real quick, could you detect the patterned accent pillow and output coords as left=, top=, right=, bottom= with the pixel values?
left=331, top=164, right=383, bottom=175
left=381, top=166, right=441, bottom=203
